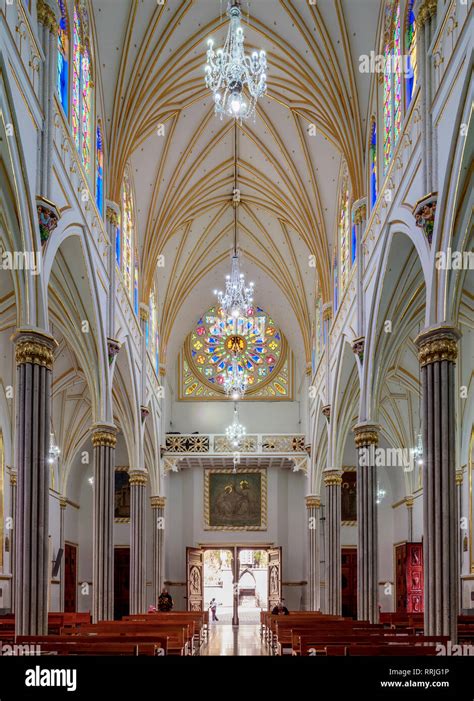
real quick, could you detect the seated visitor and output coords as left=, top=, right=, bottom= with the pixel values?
left=158, top=587, right=173, bottom=612
left=271, top=601, right=289, bottom=615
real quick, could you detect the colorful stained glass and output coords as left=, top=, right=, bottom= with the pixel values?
left=182, top=305, right=290, bottom=399
left=351, top=223, right=357, bottom=265
left=57, top=1, right=69, bottom=117
left=133, top=256, right=139, bottom=315
left=405, top=1, right=417, bottom=108
left=383, top=1, right=402, bottom=171
left=148, top=286, right=159, bottom=375
left=72, top=6, right=81, bottom=152
left=338, top=164, right=351, bottom=294
left=96, top=121, right=104, bottom=216
left=370, top=118, right=377, bottom=208
left=81, top=47, right=91, bottom=173
left=115, top=223, right=121, bottom=267
left=71, top=3, right=93, bottom=174
left=121, top=171, right=134, bottom=300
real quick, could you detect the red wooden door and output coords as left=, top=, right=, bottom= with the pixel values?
left=341, top=548, right=357, bottom=618
left=114, top=547, right=130, bottom=620
left=64, top=543, right=77, bottom=612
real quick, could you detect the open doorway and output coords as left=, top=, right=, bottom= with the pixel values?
left=203, top=548, right=269, bottom=624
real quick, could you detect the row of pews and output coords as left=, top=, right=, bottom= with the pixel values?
left=0, top=612, right=209, bottom=656
left=261, top=611, right=474, bottom=656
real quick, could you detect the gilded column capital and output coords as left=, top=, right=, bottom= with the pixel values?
left=415, top=325, right=461, bottom=367
left=91, top=424, right=117, bottom=448
left=10, top=471, right=17, bottom=486
left=151, top=496, right=166, bottom=508
left=455, top=470, right=463, bottom=486
left=37, top=0, right=59, bottom=33
left=306, top=495, right=321, bottom=509
left=353, top=423, right=379, bottom=448
left=139, top=304, right=149, bottom=323
left=405, top=496, right=414, bottom=509
left=12, top=328, right=57, bottom=370
left=353, top=201, right=367, bottom=226
left=321, top=404, right=331, bottom=423
left=417, top=0, right=437, bottom=28
left=322, top=303, right=333, bottom=322
left=59, top=496, right=68, bottom=509
left=129, top=470, right=148, bottom=487
left=105, top=206, right=120, bottom=227
left=323, top=470, right=343, bottom=487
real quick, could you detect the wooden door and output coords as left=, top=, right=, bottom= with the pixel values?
left=64, top=543, right=77, bottom=612
left=114, top=547, right=130, bottom=620
left=186, top=547, right=204, bottom=611
left=406, top=542, right=423, bottom=613
left=267, top=547, right=282, bottom=611
left=341, top=548, right=357, bottom=618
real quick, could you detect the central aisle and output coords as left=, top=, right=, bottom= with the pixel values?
left=201, top=624, right=270, bottom=656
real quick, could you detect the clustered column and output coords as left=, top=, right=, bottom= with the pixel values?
left=10, top=471, right=17, bottom=613
left=14, top=329, right=57, bottom=635
left=151, top=496, right=166, bottom=606
left=306, top=495, right=321, bottom=611
left=415, top=325, right=460, bottom=640
left=129, top=470, right=147, bottom=615
left=353, top=423, right=379, bottom=623
left=92, top=424, right=117, bottom=623
left=324, top=470, right=342, bottom=615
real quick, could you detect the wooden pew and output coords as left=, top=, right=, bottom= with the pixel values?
left=17, top=635, right=169, bottom=656
left=65, top=622, right=190, bottom=655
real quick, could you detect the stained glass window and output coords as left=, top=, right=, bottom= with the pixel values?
left=383, top=1, right=402, bottom=172
left=71, top=3, right=92, bottom=174
left=148, top=287, right=159, bottom=375
left=72, top=7, right=81, bottom=151
left=351, top=222, right=357, bottom=265
left=338, top=164, right=351, bottom=295
left=96, top=121, right=104, bottom=216
left=121, top=170, right=134, bottom=302
left=133, top=255, right=139, bottom=315
left=370, top=117, right=377, bottom=208
left=115, top=222, right=121, bottom=267
left=405, top=1, right=417, bottom=109
left=57, top=1, right=69, bottom=117
left=313, top=283, right=323, bottom=373
left=181, top=306, right=291, bottom=399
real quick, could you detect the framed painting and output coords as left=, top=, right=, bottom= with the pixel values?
left=341, top=468, right=357, bottom=525
left=204, top=468, right=267, bottom=531
left=114, top=467, right=130, bottom=523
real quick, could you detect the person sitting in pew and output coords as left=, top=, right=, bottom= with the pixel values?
left=271, top=601, right=289, bottom=615
left=158, top=587, right=173, bottom=612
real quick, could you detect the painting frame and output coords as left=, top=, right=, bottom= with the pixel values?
left=114, top=466, right=130, bottom=523
left=204, top=467, right=267, bottom=531
left=341, top=466, right=357, bottom=526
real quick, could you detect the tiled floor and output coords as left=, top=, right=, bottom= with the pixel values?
left=201, top=624, right=269, bottom=656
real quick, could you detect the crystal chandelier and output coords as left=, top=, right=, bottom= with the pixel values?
left=226, top=403, right=246, bottom=448
left=48, top=433, right=60, bottom=465
left=224, top=355, right=248, bottom=400
left=205, top=1, right=267, bottom=121
left=214, top=122, right=254, bottom=319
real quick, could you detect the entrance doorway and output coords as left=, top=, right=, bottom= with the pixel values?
left=114, top=547, right=130, bottom=620
left=200, top=547, right=274, bottom=625
left=341, top=547, right=357, bottom=618
left=64, top=543, right=77, bottom=613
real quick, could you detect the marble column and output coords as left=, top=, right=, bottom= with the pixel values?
left=151, top=496, right=166, bottom=606
left=13, top=328, right=57, bottom=635
left=59, top=496, right=67, bottom=611
left=10, top=471, right=17, bottom=613
left=324, top=470, right=342, bottom=615
left=406, top=496, right=414, bottom=542
left=91, top=424, right=117, bottom=623
left=353, top=423, right=379, bottom=623
left=306, top=495, right=321, bottom=611
left=415, top=325, right=460, bottom=640
left=456, top=470, right=463, bottom=612
left=129, top=470, right=147, bottom=615
left=36, top=0, right=59, bottom=198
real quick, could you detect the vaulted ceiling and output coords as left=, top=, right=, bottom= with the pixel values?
left=91, top=0, right=382, bottom=372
